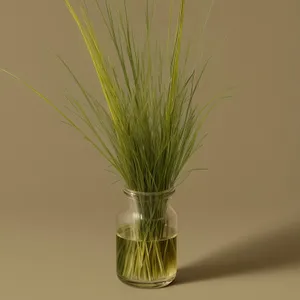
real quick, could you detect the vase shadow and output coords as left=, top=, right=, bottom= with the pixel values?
left=175, top=220, right=300, bottom=284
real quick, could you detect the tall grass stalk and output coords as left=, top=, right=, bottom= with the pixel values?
left=1, top=0, right=230, bottom=285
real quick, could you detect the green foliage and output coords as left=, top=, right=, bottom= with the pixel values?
left=1, top=0, right=229, bottom=193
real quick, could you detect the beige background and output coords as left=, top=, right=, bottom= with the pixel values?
left=0, top=0, right=300, bottom=299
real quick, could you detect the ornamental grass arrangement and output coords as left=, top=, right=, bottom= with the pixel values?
left=2, top=0, right=230, bottom=288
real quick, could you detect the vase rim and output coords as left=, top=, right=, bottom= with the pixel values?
left=123, top=186, right=175, bottom=198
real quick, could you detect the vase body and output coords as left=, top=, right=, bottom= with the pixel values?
left=116, top=188, right=178, bottom=288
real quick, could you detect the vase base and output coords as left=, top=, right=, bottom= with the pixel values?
left=117, top=274, right=176, bottom=289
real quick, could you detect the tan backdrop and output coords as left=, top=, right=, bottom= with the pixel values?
left=0, top=0, right=299, bottom=299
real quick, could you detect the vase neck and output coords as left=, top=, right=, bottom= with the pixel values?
left=124, top=188, right=175, bottom=219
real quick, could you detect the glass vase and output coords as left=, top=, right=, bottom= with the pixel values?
left=116, top=188, right=178, bottom=288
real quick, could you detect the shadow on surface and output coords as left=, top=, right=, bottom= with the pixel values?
left=176, top=221, right=300, bottom=284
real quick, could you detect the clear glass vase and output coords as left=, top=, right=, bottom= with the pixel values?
left=116, top=188, right=178, bottom=288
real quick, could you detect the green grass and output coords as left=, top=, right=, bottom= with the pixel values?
left=1, top=0, right=230, bottom=192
